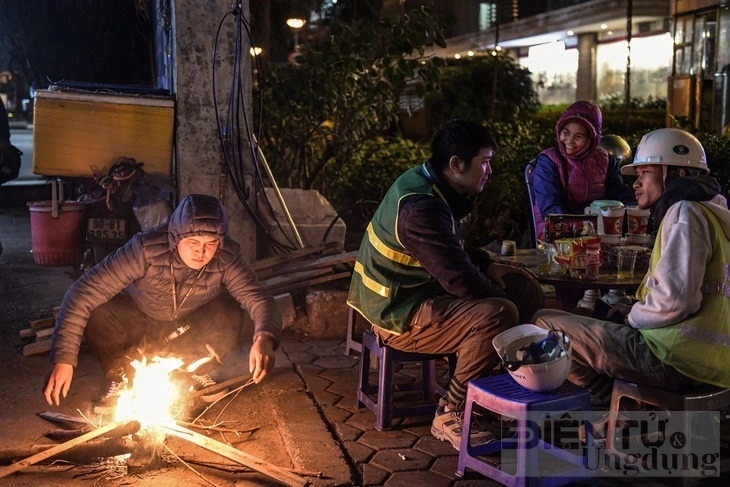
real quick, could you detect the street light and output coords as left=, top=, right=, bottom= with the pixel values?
left=286, top=17, right=307, bottom=51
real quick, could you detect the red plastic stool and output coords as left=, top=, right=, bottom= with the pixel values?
left=457, top=374, right=597, bottom=486
left=355, top=329, right=456, bottom=430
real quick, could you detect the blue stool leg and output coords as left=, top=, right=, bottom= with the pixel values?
left=377, top=346, right=394, bottom=430
left=422, top=360, right=438, bottom=399
left=355, top=336, right=373, bottom=409
left=456, top=389, right=476, bottom=476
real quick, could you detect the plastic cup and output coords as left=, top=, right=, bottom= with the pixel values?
left=616, top=248, right=638, bottom=279
left=626, top=206, right=651, bottom=235
left=601, top=207, right=625, bottom=235
left=501, top=240, right=516, bottom=256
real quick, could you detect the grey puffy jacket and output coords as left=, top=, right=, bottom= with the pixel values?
left=51, top=197, right=281, bottom=367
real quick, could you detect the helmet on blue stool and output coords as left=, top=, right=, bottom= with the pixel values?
left=493, top=324, right=571, bottom=392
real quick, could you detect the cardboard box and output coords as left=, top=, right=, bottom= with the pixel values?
left=33, top=90, right=175, bottom=177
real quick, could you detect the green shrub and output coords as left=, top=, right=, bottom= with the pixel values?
left=428, top=53, right=540, bottom=131
left=598, top=93, right=667, bottom=110
left=698, top=134, right=730, bottom=197
left=463, top=120, right=554, bottom=248
left=328, top=136, right=429, bottom=249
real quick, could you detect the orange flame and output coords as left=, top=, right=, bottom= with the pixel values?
left=114, top=356, right=185, bottom=429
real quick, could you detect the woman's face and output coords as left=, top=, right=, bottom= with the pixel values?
left=559, top=122, right=590, bottom=157
left=177, top=235, right=220, bottom=269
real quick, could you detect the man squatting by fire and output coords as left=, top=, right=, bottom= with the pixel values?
left=43, top=194, right=282, bottom=413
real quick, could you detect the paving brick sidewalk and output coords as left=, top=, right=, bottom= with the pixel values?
left=282, top=336, right=463, bottom=486
left=282, top=333, right=730, bottom=487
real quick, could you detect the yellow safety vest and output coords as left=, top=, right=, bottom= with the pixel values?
left=347, top=164, right=455, bottom=334
left=639, top=203, right=730, bottom=388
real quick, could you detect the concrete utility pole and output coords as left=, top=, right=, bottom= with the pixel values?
left=173, top=0, right=259, bottom=259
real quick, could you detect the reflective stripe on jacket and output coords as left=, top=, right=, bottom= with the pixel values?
left=347, top=164, right=453, bottom=334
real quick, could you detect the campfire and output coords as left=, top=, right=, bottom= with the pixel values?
left=114, top=356, right=186, bottom=428
left=0, top=354, right=311, bottom=486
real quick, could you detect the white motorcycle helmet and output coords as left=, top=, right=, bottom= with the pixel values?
left=620, top=128, right=709, bottom=178
left=493, top=324, right=571, bottom=393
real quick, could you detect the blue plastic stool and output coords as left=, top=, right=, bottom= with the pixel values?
left=457, top=374, right=597, bottom=487
left=355, top=329, right=456, bottom=430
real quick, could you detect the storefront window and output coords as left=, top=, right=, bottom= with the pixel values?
left=596, top=34, right=672, bottom=101
left=674, top=15, right=694, bottom=75
left=522, top=41, right=577, bottom=105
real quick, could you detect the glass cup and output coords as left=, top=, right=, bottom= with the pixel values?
left=501, top=239, right=517, bottom=256
left=616, top=248, right=638, bottom=279
left=536, top=242, right=552, bottom=275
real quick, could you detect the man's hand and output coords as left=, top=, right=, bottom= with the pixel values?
left=249, top=334, right=276, bottom=383
left=487, top=262, right=538, bottom=289
left=607, top=302, right=633, bottom=322
left=43, top=363, right=74, bottom=406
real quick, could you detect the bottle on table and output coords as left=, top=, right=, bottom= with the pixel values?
left=585, top=244, right=600, bottom=281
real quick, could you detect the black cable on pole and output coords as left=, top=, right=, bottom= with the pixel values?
left=211, top=2, right=299, bottom=254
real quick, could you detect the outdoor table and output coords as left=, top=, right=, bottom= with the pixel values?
left=488, top=248, right=644, bottom=311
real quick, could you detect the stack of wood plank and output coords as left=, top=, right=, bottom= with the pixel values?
left=19, top=307, right=60, bottom=357
left=254, top=242, right=357, bottom=296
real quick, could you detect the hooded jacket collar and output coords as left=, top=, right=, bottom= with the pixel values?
left=421, top=159, right=474, bottom=220
left=650, top=175, right=722, bottom=232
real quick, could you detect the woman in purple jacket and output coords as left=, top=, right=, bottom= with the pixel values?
left=531, top=100, right=635, bottom=241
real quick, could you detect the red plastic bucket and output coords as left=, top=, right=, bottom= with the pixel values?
left=27, top=200, right=86, bottom=266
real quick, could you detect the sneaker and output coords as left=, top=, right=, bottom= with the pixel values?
left=190, top=374, right=228, bottom=403
left=94, top=380, right=126, bottom=415
left=431, top=406, right=497, bottom=451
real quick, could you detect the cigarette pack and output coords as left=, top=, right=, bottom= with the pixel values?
left=544, top=214, right=598, bottom=243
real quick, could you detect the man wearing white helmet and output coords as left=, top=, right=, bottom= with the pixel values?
left=532, top=128, right=730, bottom=407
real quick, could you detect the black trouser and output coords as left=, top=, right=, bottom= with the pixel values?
left=84, top=293, right=244, bottom=381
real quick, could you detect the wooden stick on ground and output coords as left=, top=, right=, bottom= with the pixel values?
left=162, top=423, right=308, bottom=487
left=190, top=374, right=253, bottom=399
left=0, top=420, right=139, bottom=479
left=37, top=411, right=91, bottom=430
left=0, top=438, right=133, bottom=466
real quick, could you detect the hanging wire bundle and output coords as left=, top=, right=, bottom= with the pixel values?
left=212, top=2, right=301, bottom=254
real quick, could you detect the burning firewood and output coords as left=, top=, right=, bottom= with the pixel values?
left=0, top=437, right=133, bottom=466
left=0, top=420, right=140, bottom=478
left=7, top=356, right=304, bottom=484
